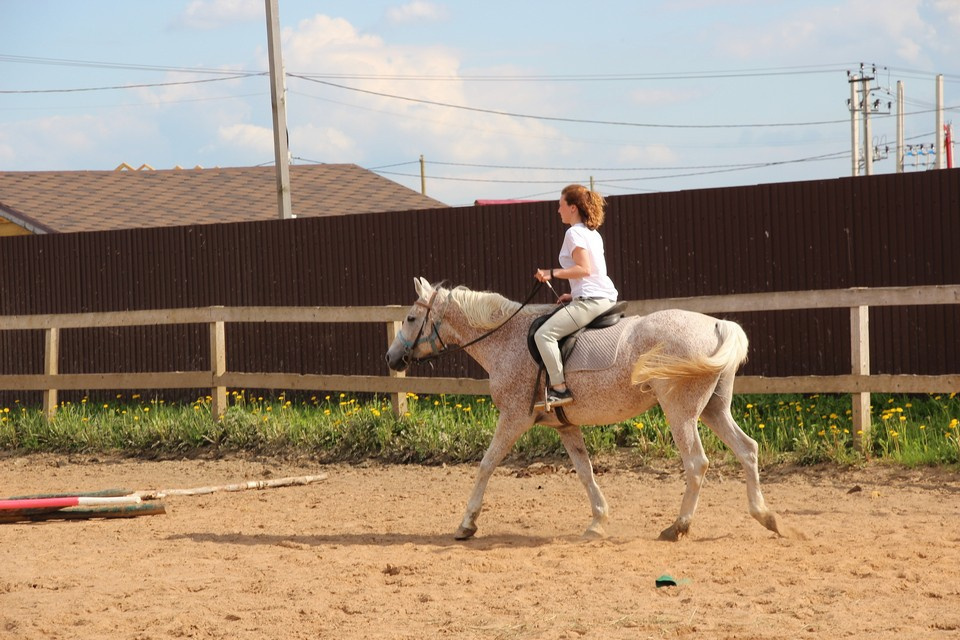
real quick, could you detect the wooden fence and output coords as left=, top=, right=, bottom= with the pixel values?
left=1, top=285, right=957, bottom=444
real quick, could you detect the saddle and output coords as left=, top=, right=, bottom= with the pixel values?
left=526, top=301, right=627, bottom=367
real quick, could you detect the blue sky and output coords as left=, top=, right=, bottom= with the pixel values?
left=2, top=0, right=958, bottom=206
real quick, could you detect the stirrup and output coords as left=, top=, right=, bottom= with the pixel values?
left=534, top=386, right=573, bottom=412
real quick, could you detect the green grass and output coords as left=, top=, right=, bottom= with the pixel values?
left=1, top=391, right=958, bottom=467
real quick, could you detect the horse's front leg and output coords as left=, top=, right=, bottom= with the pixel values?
left=557, top=426, right=609, bottom=538
left=455, top=412, right=531, bottom=540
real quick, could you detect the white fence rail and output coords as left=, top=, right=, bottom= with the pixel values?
left=2, top=285, right=958, bottom=442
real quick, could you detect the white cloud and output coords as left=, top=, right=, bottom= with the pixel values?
left=386, top=2, right=450, bottom=24
left=292, top=123, right=357, bottom=158
left=714, top=0, right=939, bottom=65
left=218, top=123, right=274, bottom=155
left=0, top=113, right=161, bottom=169
left=936, top=0, right=960, bottom=21
left=175, top=0, right=261, bottom=30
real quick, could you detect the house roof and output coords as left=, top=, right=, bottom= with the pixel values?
left=0, top=164, right=447, bottom=234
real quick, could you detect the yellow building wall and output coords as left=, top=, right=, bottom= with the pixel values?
left=0, top=219, right=33, bottom=236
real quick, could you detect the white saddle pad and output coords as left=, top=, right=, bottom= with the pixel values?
left=564, top=316, right=637, bottom=373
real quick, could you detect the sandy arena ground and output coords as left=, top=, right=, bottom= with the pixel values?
left=1, top=453, right=959, bottom=639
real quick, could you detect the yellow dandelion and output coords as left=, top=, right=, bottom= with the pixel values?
left=889, top=430, right=899, bottom=439
left=758, top=423, right=766, bottom=430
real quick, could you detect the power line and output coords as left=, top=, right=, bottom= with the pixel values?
left=0, top=53, right=261, bottom=76
left=290, top=63, right=855, bottom=82
left=290, top=74, right=851, bottom=130
left=0, top=72, right=266, bottom=94
left=369, top=149, right=850, bottom=185
left=1, top=54, right=856, bottom=82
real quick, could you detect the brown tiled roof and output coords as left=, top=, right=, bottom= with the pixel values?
left=0, top=164, right=447, bottom=234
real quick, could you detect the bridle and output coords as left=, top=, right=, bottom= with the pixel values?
left=396, top=281, right=543, bottom=367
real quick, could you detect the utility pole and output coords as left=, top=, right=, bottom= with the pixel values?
left=849, top=74, right=861, bottom=176
left=863, top=81, right=873, bottom=176
left=896, top=81, right=904, bottom=173
left=935, top=74, right=945, bottom=170
left=848, top=66, right=883, bottom=176
left=265, top=0, right=293, bottom=219
left=419, top=155, right=426, bottom=195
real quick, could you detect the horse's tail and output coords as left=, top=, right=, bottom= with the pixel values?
left=632, top=319, right=748, bottom=392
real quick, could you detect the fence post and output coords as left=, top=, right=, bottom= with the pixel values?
left=42, top=327, right=59, bottom=419
left=386, top=321, right=408, bottom=417
left=210, top=320, right=227, bottom=419
left=850, top=305, right=871, bottom=452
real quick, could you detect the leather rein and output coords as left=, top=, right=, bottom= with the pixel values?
left=398, top=281, right=543, bottom=367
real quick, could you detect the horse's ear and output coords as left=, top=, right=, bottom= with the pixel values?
left=414, top=277, right=433, bottom=299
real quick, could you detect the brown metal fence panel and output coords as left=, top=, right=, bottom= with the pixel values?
left=1, top=169, right=958, bottom=405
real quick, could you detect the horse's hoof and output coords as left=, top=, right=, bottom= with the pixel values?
left=657, top=522, right=688, bottom=542
left=582, top=527, right=606, bottom=540
left=657, top=527, right=679, bottom=542
left=454, top=525, right=477, bottom=540
left=755, top=510, right=784, bottom=537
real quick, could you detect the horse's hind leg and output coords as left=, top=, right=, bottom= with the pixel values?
left=455, top=413, right=530, bottom=540
left=700, top=392, right=781, bottom=536
left=557, top=426, right=609, bottom=538
left=658, top=396, right=710, bottom=541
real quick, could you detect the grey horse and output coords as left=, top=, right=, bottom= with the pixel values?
left=386, top=278, right=782, bottom=541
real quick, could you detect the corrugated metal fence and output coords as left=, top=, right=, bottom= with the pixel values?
left=1, top=168, right=958, bottom=405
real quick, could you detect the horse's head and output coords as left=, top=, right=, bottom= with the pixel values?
left=385, top=277, right=447, bottom=371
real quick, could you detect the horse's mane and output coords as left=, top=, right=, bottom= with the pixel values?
left=446, top=286, right=523, bottom=330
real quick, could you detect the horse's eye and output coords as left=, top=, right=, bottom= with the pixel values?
left=406, top=315, right=416, bottom=323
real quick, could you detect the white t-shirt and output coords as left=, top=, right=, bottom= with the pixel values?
left=559, top=223, right=618, bottom=300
